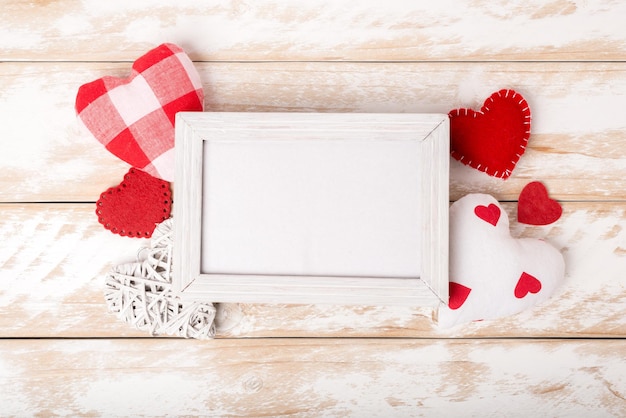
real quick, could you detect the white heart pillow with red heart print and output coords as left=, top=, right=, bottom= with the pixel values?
left=437, top=193, right=565, bottom=329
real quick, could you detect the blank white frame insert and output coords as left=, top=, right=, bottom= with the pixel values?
left=174, top=112, right=449, bottom=306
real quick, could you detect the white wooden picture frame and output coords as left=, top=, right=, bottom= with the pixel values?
left=173, top=112, right=449, bottom=306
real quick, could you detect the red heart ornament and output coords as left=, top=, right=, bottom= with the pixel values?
left=518, top=181, right=563, bottom=225
left=514, top=272, right=542, bottom=299
left=96, top=168, right=172, bottom=238
left=449, top=89, right=531, bottom=179
left=448, top=282, right=472, bottom=310
left=474, top=203, right=501, bottom=226
left=76, top=43, right=204, bottom=182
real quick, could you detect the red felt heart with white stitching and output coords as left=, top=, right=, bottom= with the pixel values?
left=438, top=193, right=565, bottom=329
left=449, top=89, right=531, bottom=179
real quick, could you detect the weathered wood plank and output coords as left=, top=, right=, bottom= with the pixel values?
left=1, top=203, right=624, bottom=338
left=0, top=338, right=625, bottom=417
left=0, top=62, right=132, bottom=203
left=0, top=204, right=148, bottom=337
left=1, top=61, right=626, bottom=202
left=2, top=0, right=626, bottom=62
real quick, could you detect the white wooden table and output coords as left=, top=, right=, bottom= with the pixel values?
left=1, top=1, right=625, bottom=416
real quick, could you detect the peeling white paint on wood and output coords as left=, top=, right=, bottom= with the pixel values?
left=2, top=0, right=626, bottom=61
left=1, top=0, right=625, bottom=415
left=0, top=204, right=148, bottom=337
left=0, top=339, right=625, bottom=417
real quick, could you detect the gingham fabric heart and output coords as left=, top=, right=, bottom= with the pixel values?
left=75, top=43, right=204, bottom=181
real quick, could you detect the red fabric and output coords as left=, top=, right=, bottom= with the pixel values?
left=518, top=181, right=563, bottom=225
left=96, top=168, right=172, bottom=238
left=75, top=43, right=203, bottom=182
left=474, top=203, right=501, bottom=226
left=448, top=282, right=472, bottom=310
left=514, top=272, right=542, bottom=299
left=449, top=89, right=531, bottom=179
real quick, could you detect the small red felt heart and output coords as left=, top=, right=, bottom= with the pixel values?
left=76, top=43, right=203, bottom=182
left=449, top=89, right=531, bottom=179
left=514, top=272, right=542, bottom=299
left=518, top=181, right=563, bottom=225
left=474, top=203, right=501, bottom=226
left=96, top=168, right=171, bottom=238
left=448, top=282, right=472, bottom=310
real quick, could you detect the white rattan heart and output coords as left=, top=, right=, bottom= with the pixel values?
left=104, top=218, right=216, bottom=339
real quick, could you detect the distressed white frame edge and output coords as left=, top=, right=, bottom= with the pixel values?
left=173, top=112, right=449, bottom=307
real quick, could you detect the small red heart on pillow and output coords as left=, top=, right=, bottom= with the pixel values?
left=448, top=282, right=472, bottom=310
left=438, top=194, right=565, bottom=329
left=449, top=89, right=531, bottom=179
left=474, top=203, right=501, bottom=226
left=76, top=43, right=203, bottom=182
left=518, top=181, right=563, bottom=225
left=96, top=168, right=172, bottom=238
left=514, top=272, right=542, bottom=298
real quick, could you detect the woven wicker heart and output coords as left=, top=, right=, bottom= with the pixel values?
left=104, top=218, right=217, bottom=339
left=76, top=43, right=203, bottom=181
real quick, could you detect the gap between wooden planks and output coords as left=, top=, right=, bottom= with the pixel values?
left=0, top=202, right=624, bottom=339
left=0, top=338, right=625, bottom=417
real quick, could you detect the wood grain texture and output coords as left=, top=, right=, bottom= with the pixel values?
left=1, top=203, right=623, bottom=338
left=2, top=1, right=626, bottom=414
left=1, top=338, right=625, bottom=417
left=1, top=62, right=626, bottom=202
left=2, top=0, right=626, bottom=62
left=0, top=204, right=148, bottom=337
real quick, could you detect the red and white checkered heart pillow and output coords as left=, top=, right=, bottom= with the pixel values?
left=75, top=43, right=203, bottom=181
